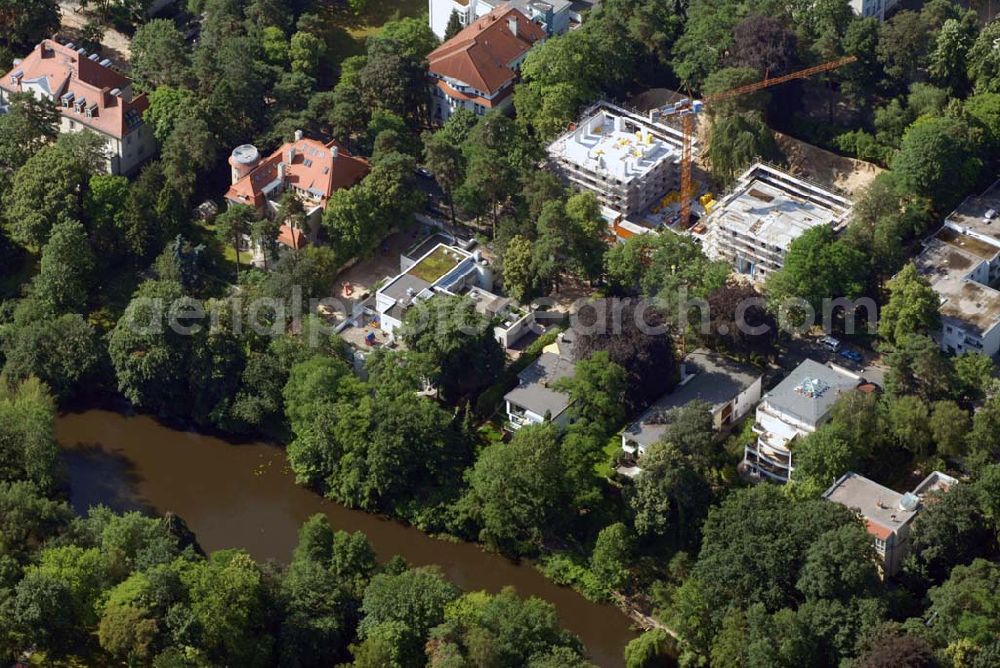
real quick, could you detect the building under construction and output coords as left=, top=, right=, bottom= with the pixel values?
left=546, top=101, right=688, bottom=219
left=704, top=163, right=853, bottom=283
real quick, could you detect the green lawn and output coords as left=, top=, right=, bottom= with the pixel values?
left=321, top=0, right=428, bottom=61
left=595, top=435, right=622, bottom=479
left=409, top=245, right=461, bottom=282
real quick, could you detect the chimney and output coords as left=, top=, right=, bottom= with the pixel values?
left=286, top=146, right=296, bottom=164
left=294, top=129, right=303, bottom=141
left=277, top=162, right=287, bottom=181
left=331, top=146, right=339, bottom=159
left=508, top=16, right=518, bottom=37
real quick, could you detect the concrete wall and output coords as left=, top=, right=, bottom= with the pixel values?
left=494, top=311, right=534, bottom=349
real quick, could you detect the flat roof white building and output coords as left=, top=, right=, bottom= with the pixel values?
left=914, top=181, right=1000, bottom=358
left=824, top=470, right=957, bottom=577
left=547, top=101, right=686, bottom=218
left=704, top=163, right=853, bottom=283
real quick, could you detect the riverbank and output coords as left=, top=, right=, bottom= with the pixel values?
left=55, top=409, right=639, bottom=667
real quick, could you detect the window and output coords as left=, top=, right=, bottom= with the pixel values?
left=874, top=537, right=886, bottom=555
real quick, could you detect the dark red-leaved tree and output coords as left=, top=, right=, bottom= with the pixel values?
left=572, top=299, right=676, bottom=413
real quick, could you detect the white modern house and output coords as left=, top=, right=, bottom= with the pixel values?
left=824, top=470, right=958, bottom=577
left=547, top=101, right=687, bottom=220
left=374, top=242, right=494, bottom=335
left=0, top=39, right=156, bottom=175
left=914, top=181, right=1000, bottom=358
left=744, top=359, right=861, bottom=483
left=704, top=163, right=853, bottom=283
left=622, top=350, right=763, bottom=457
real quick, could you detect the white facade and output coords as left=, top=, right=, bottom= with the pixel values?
left=745, top=360, right=860, bottom=484
left=504, top=333, right=576, bottom=431
left=0, top=41, right=156, bottom=176
left=914, top=182, right=1000, bottom=358
left=58, top=110, right=156, bottom=175
left=548, top=101, right=686, bottom=217
left=621, top=351, right=763, bottom=457
left=704, top=163, right=853, bottom=283
left=849, top=0, right=899, bottom=20
left=374, top=242, right=494, bottom=336
left=429, top=0, right=579, bottom=40
left=1, top=74, right=155, bottom=176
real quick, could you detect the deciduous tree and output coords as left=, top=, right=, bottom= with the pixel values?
left=878, top=263, right=941, bottom=347
left=460, top=424, right=570, bottom=554
left=31, top=220, right=95, bottom=315
left=400, top=296, right=504, bottom=403
left=130, top=19, right=192, bottom=90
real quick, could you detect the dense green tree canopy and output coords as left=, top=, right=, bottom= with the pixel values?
left=400, top=295, right=505, bottom=404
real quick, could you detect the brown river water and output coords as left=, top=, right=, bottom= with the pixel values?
left=56, top=409, right=638, bottom=667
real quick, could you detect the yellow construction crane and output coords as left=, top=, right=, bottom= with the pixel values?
left=652, top=55, right=858, bottom=226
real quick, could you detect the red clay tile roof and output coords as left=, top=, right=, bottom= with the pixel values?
left=225, top=137, right=370, bottom=210
left=427, top=7, right=545, bottom=95
left=277, top=224, right=308, bottom=250
left=432, top=78, right=514, bottom=108
left=865, top=519, right=894, bottom=541
left=1, top=39, right=148, bottom=139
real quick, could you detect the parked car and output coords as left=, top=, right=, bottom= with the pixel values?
left=415, top=167, right=434, bottom=179
left=839, top=348, right=864, bottom=363
left=820, top=335, right=841, bottom=352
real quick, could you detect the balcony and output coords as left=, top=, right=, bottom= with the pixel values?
left=744, top=450, right=793, bottom=482
left=746, top=442, right=791, bottom=469
left=507, top=409, right=533, bottom=430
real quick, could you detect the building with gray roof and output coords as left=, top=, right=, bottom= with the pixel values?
left=913, top=181, right=1000, bottom=358
left=622, top=350, right=763, bottom=456
left=504, top=332, right=576, bottom=430
left=824, top=470, right=958, bottom=577
left=744, top=358, right=861, bottom=483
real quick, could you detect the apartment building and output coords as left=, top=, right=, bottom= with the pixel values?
left=547, top=101, right=686, bottom=218
left=824, top=471, right=957, bottom=577
left=224, top=131, right=369, bottom=251
left=704, top=163, right=853, bottom=283
left=429, top=0, right=596, bottom=40
left=427, top=7, right=546, bottom=122
left=1, top=39, right=156, bottom=175
left=622, top=350, right=762, bottom=458
left=744, top=359, right=861, bottom=484
left=914, top=181, right=1000, bottom=357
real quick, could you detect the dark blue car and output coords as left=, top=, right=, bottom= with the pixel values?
left=839, top=349, right=863, bottom=363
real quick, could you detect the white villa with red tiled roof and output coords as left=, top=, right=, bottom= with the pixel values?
left=1, top=39, right=156, bottom=175
left=224, top=131, right=370, bottom=252
left=427, top=6, right=546, bottom=122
